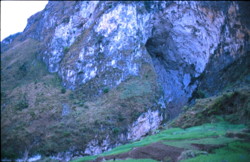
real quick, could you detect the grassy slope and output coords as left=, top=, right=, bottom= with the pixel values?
left=1, top=38, right=73, bottom=158
left=71, top=122, right=250, bottom=162
left=171, top=87, right=250, bottom=128
left=1, top=38, right=159, bottom=159
left=183, top=141, right=250, bottom=162
left=105, top=159, right=157, bottom=162
left=72, top=88, right=250, bottom=162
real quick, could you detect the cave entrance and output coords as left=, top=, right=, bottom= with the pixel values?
left=145, top=37, right=188, bottom=120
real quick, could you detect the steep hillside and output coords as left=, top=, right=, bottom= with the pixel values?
left=72, top=87, right=250, bottom=162
left=1, top=1, right=250, bottom=161
left=72, top=122, right=250, bottom=162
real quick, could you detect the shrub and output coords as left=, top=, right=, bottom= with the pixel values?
left=192, top=89, right=206, bottom=99
left=79, top=102, right=84, bottom=107
left=62, top=17, right=70, bottom=24
left=63, top=47, right=69, bottom=54
left=30, top=112, right=36, bottom=119
left=112, top=127, right=120, bottom=135
left=118, top=113, right=125, bottom=122
left=103, top=87, right=109, bottom=93
left=61, top=88, right=66, bottom=94
left=15, top=99, right=29, bottom=111
left=18, top=63, right=28, bottom=78
left=63, top=131, right=71, bottom=137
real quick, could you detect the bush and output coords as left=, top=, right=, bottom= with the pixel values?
left=61, top=88, right=66, bottom=94
left=79, top=102, right=84, bottom=107
left=118, top=113, right=125, bottom=122
left=192, top=89, right=206, bottom=99
left=62, top=17, right=70, bottom=24
left=15, top=99, right=29, bottom=111
left=103, top=88, right=109, bottom=93
left=63, top=47, right=69, bottom=54
left=30, top=112, right=36, bottom=119
left=1, top=148, right=19, bottom=160
left=112, top=127, right=120, bottom=135
left=18, top=63, right=28, bottom=78
left=63, top=131, right=71, bottom=137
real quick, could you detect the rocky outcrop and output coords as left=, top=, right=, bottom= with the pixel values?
left=195, top=2, right=250, bottom=96
left=127, top=109, right=162, bottom=141
left=84, top=136, right=113, bottom=155
left=18, top=1, right=248, bottom=116
left=6, top=1, right=244, bottom=118
left=1, top=32, right=21, bottom=53
left=145, top=1, right=226, bottom=118
left=84, top=109, right=162, bottom=155
left=3, top=1, right=248, bottom=111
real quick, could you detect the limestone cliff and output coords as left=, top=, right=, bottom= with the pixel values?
left=1, top=1, right=249, bottom=161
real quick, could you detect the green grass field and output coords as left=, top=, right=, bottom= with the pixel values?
left=71, top=122, right=249, bottom=162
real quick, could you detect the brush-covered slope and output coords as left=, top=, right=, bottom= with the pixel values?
left=1, top=38, right=159, bottom=159
left=72, top=122, right=250, bottom=162
left=72, top=88, right=250, bottom=162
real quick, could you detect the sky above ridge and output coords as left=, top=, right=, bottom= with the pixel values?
left=1, top=1, right=48, bottom=41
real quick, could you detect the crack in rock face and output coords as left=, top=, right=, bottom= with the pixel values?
left=145, top=2, right=225, bottom=118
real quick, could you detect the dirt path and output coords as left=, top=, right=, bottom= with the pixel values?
left=93, top=142, right=185, bottom=162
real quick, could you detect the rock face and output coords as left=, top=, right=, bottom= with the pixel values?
left=84, top=136, right=112, bottom=155
left=17, top=1, right=248, bottom=115
left=127, top=109, right=162, bottom=141
left=196, top=2, right=250, bottom=96
left=83, top=109, right=163, bottom=156
left=22, top=1, right=248, bottom=114
left=145, top=1, right=225, bottom=118
left=1, top=1, right=249, bottom=161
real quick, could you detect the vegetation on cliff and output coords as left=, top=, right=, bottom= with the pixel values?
left=1, top=1, right=250, bottom=161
